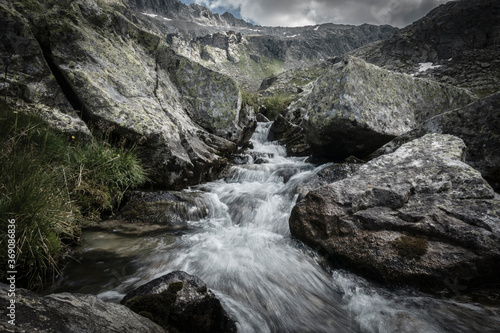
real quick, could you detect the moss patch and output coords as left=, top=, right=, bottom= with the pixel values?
left=392, top=235, right=428, bottom=259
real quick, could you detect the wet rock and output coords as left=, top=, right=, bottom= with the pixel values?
left=122, top=271, right=237, bottom=333
left=290, top=134, right=500, bottom=294
left=291, top=56, right=476, bottom=160
left=268, top=114, right=311, bottom=156
left=256, top=113, right=270, bottom=122
left=370, top=93, right=500, bottom=192
left=0, top=283, right=167, bottom=333
left=117, top=190, right=209, bottom=229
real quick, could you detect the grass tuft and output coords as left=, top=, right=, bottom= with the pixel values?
left=0, top=101, right=148, bottom=289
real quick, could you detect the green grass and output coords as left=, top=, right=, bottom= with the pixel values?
left=0, top=102, right=148, bottom=289
left=261, top=93, right=295, bottom=120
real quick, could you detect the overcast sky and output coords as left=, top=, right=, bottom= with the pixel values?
left=180, top=0, right=451, bottom=28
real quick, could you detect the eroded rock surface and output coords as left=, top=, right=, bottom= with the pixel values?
left=290, top=134, right=500, bottom=294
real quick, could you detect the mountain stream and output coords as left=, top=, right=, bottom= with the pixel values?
left=53, top=122, right=500, bottom=332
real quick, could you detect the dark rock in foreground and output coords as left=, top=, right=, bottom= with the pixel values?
left=122, top=271, right=237, bottom=333
left=0, top=283, right=167, bottom=333
left=371, top=92, right=500, bottom=192
left=290, top=134, right=500, bottom=294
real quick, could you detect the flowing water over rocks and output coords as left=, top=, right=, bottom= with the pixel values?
left=53, top=123, right=500, bottom=332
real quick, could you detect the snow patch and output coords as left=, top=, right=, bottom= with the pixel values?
left=142, top=12, right=158, bottom=18
left=418, top=62, right=441, bottom=72
left=314, top=26, right=320, bottom=31
left=286, top=34, right=300, bottom=38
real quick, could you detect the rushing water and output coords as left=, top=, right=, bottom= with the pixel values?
left=53, top=122, right=500, bottom=332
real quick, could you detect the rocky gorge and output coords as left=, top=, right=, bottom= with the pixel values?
left=1, top=0, right=500, bottom=332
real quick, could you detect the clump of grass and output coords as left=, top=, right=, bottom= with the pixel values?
left=261, top=93, right=295, bottom=120
left=0, top=102, right=148, bottom=289
left=70, top=140, right=149, bottom=219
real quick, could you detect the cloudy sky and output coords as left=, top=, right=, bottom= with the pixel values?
left=179, top=0, right=450, bottom=28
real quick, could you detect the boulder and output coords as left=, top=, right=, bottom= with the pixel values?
left=121, top=271, right=237, bottom=333
left=268, top=114, right=311, bottom=156
left=291, top=56, right=476, bottom=160
left=0, top=283, right=167, bottom=333
left=370, top=93, right=500, bottom=192
left=289, top=134, right=500, bottom=294
left=118, top=190, right=209, bottom=228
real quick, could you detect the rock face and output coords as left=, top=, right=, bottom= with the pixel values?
left=353, top=0, right=500, bottom=96
left=0, top=283, right=167, bottom=333
left=2, top=0, right=256, bottom=189
left=371, top=93, right=500, bottom=192
left=122, top=271, right=237, bottom=333
left=0, top=1, right=90, bottom=136
left=289, top=134, right=500, bottom=294
left=290, top=56, right=476, bottom=160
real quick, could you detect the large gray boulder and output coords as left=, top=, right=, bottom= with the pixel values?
left=289, top=134, right=500, bottom=294
left=290, top=56, right=476, bottom=160
left=0, top=283, right=167, bottom=333
left=121, top=271, right=237, bottom=333
left=371, top=92, right=500, bottom=192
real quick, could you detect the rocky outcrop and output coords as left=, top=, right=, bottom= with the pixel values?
left=352, top=0, right=500, bottom=96
left=122, top=271, right=237, bottom=333
left=371, top=93, right=500, bottom=192
left=3, top=0, right=256, bottom=189
left=268, top=115, right=310, bottom=156
left=0, top=283, right=167, bottom=333
left=289, top=134, right=500, bottom=294
left=290, top=56, right=476, bottom=160
left=0, top=1, right=90, bottom=136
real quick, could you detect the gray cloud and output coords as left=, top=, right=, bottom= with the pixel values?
left=192, top=0, right=450, bottom=27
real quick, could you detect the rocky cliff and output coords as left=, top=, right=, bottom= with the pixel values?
left=352, top=0, right=500, bottom=97
left=1, top=0, right=256, bottom=189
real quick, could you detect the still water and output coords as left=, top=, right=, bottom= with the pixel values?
left=53, top=122, right=500, bottom=332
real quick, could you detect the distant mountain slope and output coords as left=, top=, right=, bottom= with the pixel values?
left=124, top=0, right=398, bottom=89
left=352, top=0, right=500, bottom=96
